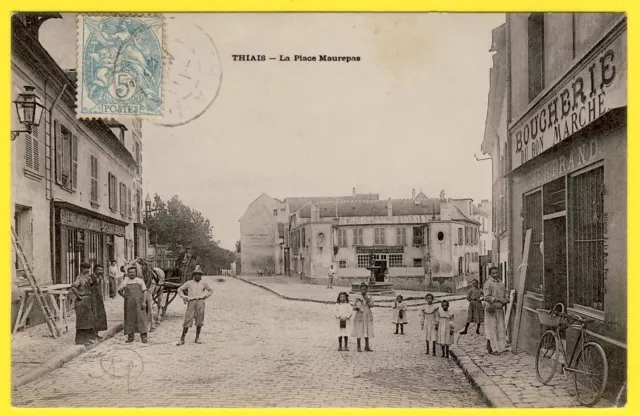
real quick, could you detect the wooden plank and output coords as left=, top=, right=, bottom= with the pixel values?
left=504, top=289, right=516, bottom=339
left=512, top=228, right=532, bottom=354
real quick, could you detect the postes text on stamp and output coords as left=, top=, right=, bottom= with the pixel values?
left=77, top=15, right=164, bottom=118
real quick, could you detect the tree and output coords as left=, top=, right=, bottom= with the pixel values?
left=235, top=240, right=241, bottom=253
left=146, top=194, right=237, bottom=272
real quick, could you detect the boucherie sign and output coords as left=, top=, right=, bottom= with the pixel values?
left=511, top=25, right=626, bottom=170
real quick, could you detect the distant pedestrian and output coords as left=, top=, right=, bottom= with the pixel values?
left=90, top=264, right=108, bottom=340
left=118, top=266, right=149, bottom=343
left=436, top=300, right=455, bottom=358
left=70, top=262, right=95, bottom=346
left=334, top=292, right=352, bottom=351
left=460, top=279, right=484, bottom=335
left=420, top=293, right=438, bottom=355
left=108, top=260, right=118, bottom=298
left=392, top=295, right=407, bottom=334
left=483, top=266, right=509, bottom=355
left=177, top=265, right=213, bottom=345
left=327, top=264, right=336, bottom=289
left=352, top=283, right=374, bottom=352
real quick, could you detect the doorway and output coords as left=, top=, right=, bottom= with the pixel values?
left=543, top=216, right=567, bottom=309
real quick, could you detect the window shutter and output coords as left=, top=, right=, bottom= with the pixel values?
left=25, top=134, right=34, bottom=169
left=71, top=133, right=78, bottom=190
left=128, top=187, right=132, bottom=217
left=54, top=121, right=62, bottom=184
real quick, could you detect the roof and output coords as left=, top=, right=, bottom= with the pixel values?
left=297, top=198, right=441, bottom=218
left=415, top=191, right=429, bottom=200
left=452, top=205, right=480, bottom=224
left=286, top=194, right=379, bottom=213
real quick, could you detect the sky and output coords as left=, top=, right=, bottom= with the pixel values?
left=41, top=13, right=505, bottom=251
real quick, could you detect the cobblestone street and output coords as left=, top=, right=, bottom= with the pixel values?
left=13, top=277, right=486, bottom=408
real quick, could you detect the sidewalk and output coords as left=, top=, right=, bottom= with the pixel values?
left=12, top=296, right=124, bottom=388
left=234, top=275, right=465, bottom=307
left=450, top=331, right=615, bottom=408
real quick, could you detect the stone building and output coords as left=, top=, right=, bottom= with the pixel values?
left=11, top=13, right=146, bottom=327
left=483, top=13, right=626, bottom=400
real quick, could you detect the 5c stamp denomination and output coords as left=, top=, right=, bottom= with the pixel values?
left=77, top=14, right=164, bottom=118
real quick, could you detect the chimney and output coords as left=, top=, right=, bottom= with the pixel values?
left=439, top=190, right=446, bottom=201
left=387, top=198, right=393, bottom=217
left=352, top=187, right=356, bottom=197
left=412, top=189, right=416, bottom=199
left=311, top=204, right=319, bottom=221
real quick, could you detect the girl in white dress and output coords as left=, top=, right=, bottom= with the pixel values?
left=420, top=293, right=439, bottom=355
left=436, top=300, right=455, bottom=358
left=334, top=292, right=353, bottom=351
left=392, top=295, right=408, bottom=334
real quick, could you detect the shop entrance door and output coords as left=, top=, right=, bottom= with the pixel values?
left=543, top=217, right=567, bottom=309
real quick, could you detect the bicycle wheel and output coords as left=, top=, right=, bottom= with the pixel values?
left=536, top=330, right=559, bottom=384
left=573, top=342, right=608, bottom=407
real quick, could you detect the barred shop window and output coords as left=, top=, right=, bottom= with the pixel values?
left=357, top=254, right=369, bottom=268
left=413, top=258, right=423, bottom=267
left=24, top=122, right=40, bottom=174
left=528, top=13, right=545, bottom=102
left=374, top=228, right=385, bottom=245
left=54, top=121, right=78, bottom=191
left=339, top=260, right=347, bottom=269
left=570, top=166, right=605, bottom=311
left=337, top=229, right=348, bottom=247
left=90, top=156, right=99, bottom=204
left=412, top=227, right=424, bottom=245
left=353, top=228, right=364, bottom=246
left=389, top=254, right=403, bottom=268
left=396, top=227, right=407, bottom=246
left=523, top=190, right=543, bottom=294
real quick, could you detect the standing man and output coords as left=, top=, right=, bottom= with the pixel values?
left=327, top=264, right=336, bottom=289
left=176, top=245, right=198, bottom=284
left=118, top=266, right=149, bottom=343
left=108, top=260, right=118, bottom=298
left=137, top=259, right=157, bottom=332
left=176, top=265, right=213, bottom=345
left=90, top=264, right=108, bottom=340
left=483, top=266, right=509, bottom=355
left=70, top=262, right=95, bottom=346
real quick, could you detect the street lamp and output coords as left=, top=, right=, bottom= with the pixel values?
left=12, top=86, right=45, bottom=141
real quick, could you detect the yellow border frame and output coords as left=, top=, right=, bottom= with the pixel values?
left=2, top=1, right=636, bottom=415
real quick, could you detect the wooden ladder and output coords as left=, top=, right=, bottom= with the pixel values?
left=11, top=227, right=61, bottom=338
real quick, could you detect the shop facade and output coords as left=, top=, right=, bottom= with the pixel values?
left=507, top=14, right=626, bottom=398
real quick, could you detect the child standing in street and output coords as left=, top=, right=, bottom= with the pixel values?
left=420, top=293, right=438, bottom=355
left=436, top=300, right=455, bottom=358
left=392, top=295, right=407, bottom=334
left=460, top=279, right=484, bottom=335
left=334, top=292, right=352, bottom=351
left=352, top=283, right=374, bottom=352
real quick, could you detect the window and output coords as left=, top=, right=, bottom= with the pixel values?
left=458, top=228, right=463, bottom=245
left=90, top=156, right=98, bottom=204
left=273, top=209, right=277, bottom=216
left=389, top=254, right=403, bottom=268
left=127, top=187, right=132, bottom=218
left=523, top=190, right=543, bottom=294
left=108, top=173, right=118, bottom=212
left=528, top=13, right=545, bottom=102
left=353, top=228, right=364, bottom=246
left=412, top=227, right=424, bottom=245
left=413, top=258, right=423, bottom=267
left=134, top=142, right=141, bottom=174
left=301, top=228, right=306, bottom=247
left=337, top=229, right=348, bottom=247
left=396, top=228, right=406, bottom=246
left=24, top=123, right=40, bottom=175
left=120, top=183, right=126, bottom=216
left=570, top=166, right=605, bottom=311
left=437, top=231, right=444, bottom=242
left=357, top=254, right=369, bottom=268
left=54, top=122, right=78, bottom=190
left=465, top=227, right=469, bottom=245
left=543, top=177, right=566, bottom=215
left=339, top=260, right=347, bottom=269
left=136, top=189, right=142, bottom=223
left=374, top=228, right=385, bottom=245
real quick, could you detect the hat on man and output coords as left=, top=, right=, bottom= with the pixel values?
left=192, top=265, right=204, bottom=275
left=80, top=262, right=92, bottom=270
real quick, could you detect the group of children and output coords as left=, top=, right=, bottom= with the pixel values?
left=333, top=282, right=457, bottom=358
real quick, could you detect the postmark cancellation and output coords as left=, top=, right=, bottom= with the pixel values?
left=77, top=14, right=164, bottom=119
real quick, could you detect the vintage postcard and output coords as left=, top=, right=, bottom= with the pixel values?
left=9, top=11, right=628, bottom=409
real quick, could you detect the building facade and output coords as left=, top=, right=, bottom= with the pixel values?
left=11, top=14, right=146, bottom=326
left=483, top=13, right=626, bottom=399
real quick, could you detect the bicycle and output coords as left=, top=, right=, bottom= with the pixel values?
left=535, top=303, right=608, bottom=407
